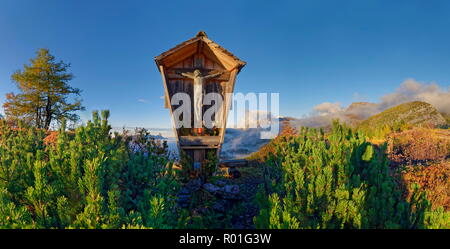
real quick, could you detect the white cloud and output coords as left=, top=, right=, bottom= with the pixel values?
left=230, top=110, right=278, bottom=129
left=380, top=78, right=450, bottom=113
left=313, top=102, right=343, bottom=116
left=138, top=98, right=150, bottom=104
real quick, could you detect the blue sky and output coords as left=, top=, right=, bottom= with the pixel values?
left=1, top=0, right=449, bottom=128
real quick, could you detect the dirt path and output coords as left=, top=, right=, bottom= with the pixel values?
left=177, top=162, right=265, bottom=228
left=225, top=164, right=264, bottom=229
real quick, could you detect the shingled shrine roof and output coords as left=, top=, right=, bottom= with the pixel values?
left=154, top=31, right=246, bottom=72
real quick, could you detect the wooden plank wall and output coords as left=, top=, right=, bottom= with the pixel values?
left=165, top=51, right=228, bottom=133
left=161, top=44, right=239, bottom=163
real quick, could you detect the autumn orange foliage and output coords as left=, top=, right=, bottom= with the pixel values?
left=247, top=122, right=297, bottom=162
left=387, top=128, right=450, bottom=211
left=401, top=162, right=449, bottom=210
left=43, top=131, right=59, bottom=145
left=387, top=128, right=449, bottom=164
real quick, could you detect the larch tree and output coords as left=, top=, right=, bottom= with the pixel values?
left=3, top=48, right=84, bottom=129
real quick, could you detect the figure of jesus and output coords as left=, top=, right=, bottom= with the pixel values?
left=179, top=69, right=223, bottom=130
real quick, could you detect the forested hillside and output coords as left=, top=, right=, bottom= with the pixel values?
left=358, top=101, right=447, bottom=136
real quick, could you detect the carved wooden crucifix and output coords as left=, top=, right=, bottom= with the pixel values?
left=178, top=69, right=224, bottom=129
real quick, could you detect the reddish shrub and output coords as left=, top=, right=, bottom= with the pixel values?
left=246, top=123, right=297, bottom=162
left=43, top=131, right=59, bottom=146
left=387, top=128, right=450, bottom=165
left=401, top=161, right=450, bottom=210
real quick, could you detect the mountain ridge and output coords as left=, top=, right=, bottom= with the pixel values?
left=358, top=101, right=447, bottom=131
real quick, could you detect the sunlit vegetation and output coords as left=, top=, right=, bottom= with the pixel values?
left=1, top=50, right=448, bottom=229
left=1, top=112, right=448, bottom=228
left=358, top=101, right=447, bottom=138
left=253, top=122, right=449, bottom=229
left=2, top=49, right=84, bottom=130
left=0, top=111, right=181, bottom=228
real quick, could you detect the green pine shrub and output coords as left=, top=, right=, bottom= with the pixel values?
left=254, top=121, right=449, bottom=229
left=0, top=111, right=180, bottom=228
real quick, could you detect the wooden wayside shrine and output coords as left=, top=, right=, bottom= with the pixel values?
left=155, top=31, right=245, bottom=170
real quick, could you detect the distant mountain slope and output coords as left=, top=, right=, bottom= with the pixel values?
left=441, top=112, right=450, bottom=126
left=343, top=102, right=379, bottom=126
left=358, top=101, right=447, bottom=131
